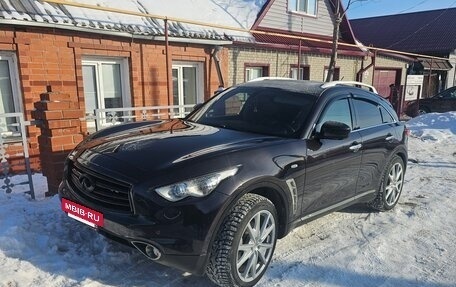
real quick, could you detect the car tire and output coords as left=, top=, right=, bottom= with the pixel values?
left=206, top=193, right=278, bottom=287
left=369, top=155, right=405, bottom=211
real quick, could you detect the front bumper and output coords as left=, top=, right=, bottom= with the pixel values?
left=58, top=179, right=230, bottom=275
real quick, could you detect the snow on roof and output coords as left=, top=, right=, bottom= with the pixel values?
left=0, top=0, right=267, bottom=42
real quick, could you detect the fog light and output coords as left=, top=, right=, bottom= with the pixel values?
left=163, top=208, right=181, bottom=220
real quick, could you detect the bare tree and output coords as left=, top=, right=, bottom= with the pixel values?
left=326, top=0, right=367, bottom=82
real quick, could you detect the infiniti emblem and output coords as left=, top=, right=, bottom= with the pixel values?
left=79, top=174, right=95, bottom=193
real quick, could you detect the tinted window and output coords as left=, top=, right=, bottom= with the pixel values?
left=353, top=99, right=382, bottom=129
left=317, top=98, right=352, bottom=131
left=188, top=86, right=316, bottom=138
left=380, top=106, right=395, bottom=123
left=440, top=87, right=456, bottom=99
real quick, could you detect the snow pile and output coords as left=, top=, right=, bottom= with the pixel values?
left=1, top=112, right=455, bottom=287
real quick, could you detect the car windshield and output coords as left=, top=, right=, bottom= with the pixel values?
left=187, top=86, right=317, bottom=138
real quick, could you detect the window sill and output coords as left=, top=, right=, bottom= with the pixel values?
left=288, top=10, right=318, bottom=19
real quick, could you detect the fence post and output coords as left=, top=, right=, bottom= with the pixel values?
left=32, top=90, right=84, bottom=196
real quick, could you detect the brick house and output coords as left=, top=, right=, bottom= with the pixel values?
left=0, top=0, right=417, bottom=193
left=0, top=0, right=260, bottom=173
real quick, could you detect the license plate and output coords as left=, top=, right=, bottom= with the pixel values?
left=61, top=198, right=104, bottom=228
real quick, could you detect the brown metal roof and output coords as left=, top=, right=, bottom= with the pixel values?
left=351, top=8, right=456, bottom=55
left=252, top=32, right=363, bottom=53
left=418, top=57, right=453, bottom=71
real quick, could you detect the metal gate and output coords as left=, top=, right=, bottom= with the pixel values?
left=0, top=113, right=35, bottom=199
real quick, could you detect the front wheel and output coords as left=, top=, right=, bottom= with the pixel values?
left=369, top=155, right=405, bottom=211
left=206, top=193, right=278, bottom=287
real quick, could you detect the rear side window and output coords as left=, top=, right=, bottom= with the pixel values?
left=380, top=106, right=395, bottom=123
left=353, top=99, right=382, bottom=129
left=317, top=98, right=352, bottom=131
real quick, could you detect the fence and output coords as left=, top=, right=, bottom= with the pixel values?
left=0, top=113, right=35, bottom=199
left=86, top=105, right=195, bottom=133
left=1, top=105, right=194, bottom=198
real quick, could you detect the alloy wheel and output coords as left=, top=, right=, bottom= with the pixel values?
left=236, top=210, right=276, bottom=283
left=385, top=162, right=404, bottom=206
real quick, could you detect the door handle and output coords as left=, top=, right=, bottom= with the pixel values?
left=385, top=134, right=394, bottom=141
left=349, top=143, right=362, bottom=152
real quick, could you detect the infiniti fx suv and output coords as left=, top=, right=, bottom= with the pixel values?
left=59, top=79, right=408, bottom=287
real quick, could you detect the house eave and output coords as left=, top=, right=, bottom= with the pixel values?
left=0, top=19, right=232, bottom=46
left=232, top=41, right=365, bottom=57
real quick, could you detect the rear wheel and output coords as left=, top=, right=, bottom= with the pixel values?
left=369, top=155, right=405, bottom=211
left=206, top=193, right=278, bottom=287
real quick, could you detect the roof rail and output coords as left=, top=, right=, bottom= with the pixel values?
left=321, top=81, right=378, bottom=93
left=248, top=77, right=292, bottom=82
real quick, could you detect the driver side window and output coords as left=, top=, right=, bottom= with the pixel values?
left=316, top=98, right=353, bottom=132
left=441, top=88, right=456, bottom=99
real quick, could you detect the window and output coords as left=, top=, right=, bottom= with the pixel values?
left=323, top=67, right=340, bottom=81
left=288, top=0, right=317, bottom=16
left=245, top=65, right=269, bottom=82
left=0, top=53, right=21, bottom=115
left=172, top=62, right=204, bottom=116
left=353, top=99, right=382, bottom=129
left=82, top=58, right=131, bottom=121
left=0, top=53, right=22, bottom=136
left=191, top=86, right=316, bottom=138
left=317, top=98, right=352, bottom=132
left=380, top=106, right=395, bottom=123
left=290, top=65, right=310, bottom=80
left=439, top=87, right=456, bottom=99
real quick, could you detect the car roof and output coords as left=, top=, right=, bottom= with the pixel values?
left=240, top=79, right=380, bottom=98
left=241, top=79, right=325, bottom=96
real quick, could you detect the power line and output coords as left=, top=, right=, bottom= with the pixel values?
left=386, top=0, right=456, bottom=49
left=396, top=0, right=430, bottom=14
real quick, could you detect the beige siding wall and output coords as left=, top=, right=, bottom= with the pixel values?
left=360, top=55, right=408, bottom=85
left=446, top=50, right=456, bottom=88
left=228, top=47, right=361, bottom=85
left=259, top=0, right=335, bottom=37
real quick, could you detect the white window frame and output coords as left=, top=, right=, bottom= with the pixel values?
left=172, top=61, right=204, bottom=114
left=323, top=67, right=341, bottom=81
left=288, top=0, right=318, bottom=16
left=245, top=67, right=266, bottom=82
left=246, top=67, right=262, bottom=81
left=82, top=57, right=131, bottom=129
left=0, top=52, right=23, bottom=114
left=82, top=57, right=131, bottom=112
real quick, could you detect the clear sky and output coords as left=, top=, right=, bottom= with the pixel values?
left=342, top=0, right=456, bottom=19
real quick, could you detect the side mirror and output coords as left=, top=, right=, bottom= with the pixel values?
left=319, top=121, right=351, bottom=140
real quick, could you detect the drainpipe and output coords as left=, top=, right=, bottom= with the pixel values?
left=356, top=51, right=375, bottom=82
left=165, top=18, right=171, bottom=105
left=427, top=58, right=433, bottom=97
left=371, top=50, right=378, bottom=86
left=298, top=40, right=302, bottom=79
left=211, top=46, right=225, bottom=87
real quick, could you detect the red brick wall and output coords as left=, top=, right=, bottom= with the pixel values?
left=0, top=25, right=228, bottom=172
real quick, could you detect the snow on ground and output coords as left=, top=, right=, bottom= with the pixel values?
left=1, top=112, right=455, bottom=287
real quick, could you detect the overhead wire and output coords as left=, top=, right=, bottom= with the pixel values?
left=385, top=0, right=456, bottom=49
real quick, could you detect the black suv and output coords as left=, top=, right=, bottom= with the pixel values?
left=59, top=79, right=408, bottom=287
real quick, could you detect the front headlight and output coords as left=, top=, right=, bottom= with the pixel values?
left=154, top=167, right=239, bottom=202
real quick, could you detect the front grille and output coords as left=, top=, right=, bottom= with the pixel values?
left=68, top=163, right=133, bottom=213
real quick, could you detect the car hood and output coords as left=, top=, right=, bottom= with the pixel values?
left=76, top=119, right=282, bottom=173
